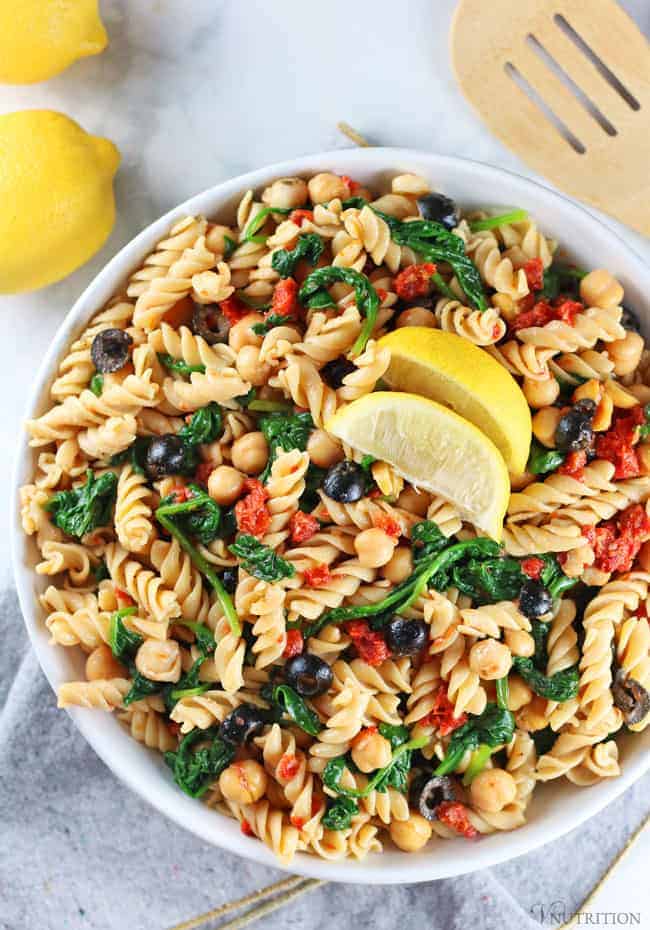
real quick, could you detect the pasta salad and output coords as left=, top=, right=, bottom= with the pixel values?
left=20, top=169, right=650, bottom=864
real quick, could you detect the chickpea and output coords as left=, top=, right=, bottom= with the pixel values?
left=516, top=695, right=548, bottom=731
left=354, top=527, right=397, bottom=568
left=468, top=639, right=512, bottom=680
left=308, top=172, right=349, bottom=204
left=397, top=486, right=430, bottom=516
left=469, top=769, right=517, bottom=813
left=205, top=224, right=234, bottom=255
left=307, top=429, right=344, bottom=469
left=370, top=193, right=417, bottom=219
left=628, top=383, right=650, bottom=405
left=507, top=674, right=533, bottom=712
left=382, top=545, right=414, bottom=584
left=523, top=375, right=560, bottom=409
left=262, top=177, right=308, bottom=210
left=231, top=431, right=269, bottom=475
left=396, top=307, right=436, bottom=328
left=580, top=269, right=624, bottom=309
left=504, top=629, right=535, bottom=658
left=351, top=729, right=393, bottom=773
left=236, top=345, right=271, bottom=387
left=135, top=638, right=181, bottom=683
left=637, top=445, right=650, bottom=477
left=607, top=331, right=644, bottom=377
left=200, top=440, right=223, bottom=467
left=85, top=644, right=126, bottom=681
left=392, top=173, right=431, bottom=197
left=389, top=814, right=432, bottom=852
left=218, top=760, right=267, bottom=804
left=228, top=313, right=264, bottom=352
left=208, top=465, right=245, bottom=506
left=638, top=540, right=650, bottom=573
left=532, top=406, right=564, bottom=448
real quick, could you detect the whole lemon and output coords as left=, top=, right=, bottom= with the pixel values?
left=0, top=0, right=107, bottom=84
left=0, top=110, right=120, bottom=294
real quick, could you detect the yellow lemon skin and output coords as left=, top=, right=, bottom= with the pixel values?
left=0, top=0, right=107, bottom=84
left=0, top=111, right=120, bottom=294
left=378, top=327, right=532, bottom=475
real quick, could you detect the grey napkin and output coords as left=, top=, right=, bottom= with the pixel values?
left=1, top=587, right=647, bottom=930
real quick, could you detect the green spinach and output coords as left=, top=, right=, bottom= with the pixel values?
left=299, top=267, right=379, bottom=354
left=46, top=470, right=117, bottom=539
left=158, top=484, right=221, bottom=545
left=271, top=233, right=324, bottom=278
left=109, top=436, right=151, bottom=475
left=468, top=209, right=528, bottom=232
left=178, top=402, right=223, bottom=446
left=259, top=410, right=313, bottom=482
left=157, top=353, right=206, bottom=377
left=527, top=439, right=565, bottom=475
left=243, top=206, right=292, bottom=245
left=434, top=703, right=515, bottom=775
left=251, top=314, right=296, bottom=336
left=323, top=734, right=427, bottom=798
left=165, top=726, right=235, bottom=797
left=270, top=684, right=322, bottom=736
left=229, top=534, right=295, bottom=582
left=512, top=657, right=579, bottom=702
left=322, top=796, right=359, bottom=830
left=90, top=373, right=104, bottom=396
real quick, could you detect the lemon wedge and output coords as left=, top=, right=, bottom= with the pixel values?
left=326, top=391, right=510, bottom=539
left=378, top=328, right=531, bottom=475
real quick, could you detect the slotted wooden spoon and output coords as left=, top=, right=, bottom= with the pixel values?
left=450, top=0, right=650, bottom=234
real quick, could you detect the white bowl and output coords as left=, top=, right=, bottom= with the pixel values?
left=12, top=148, right=650, bottom=883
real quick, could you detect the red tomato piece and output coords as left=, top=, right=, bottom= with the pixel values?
left=277, top=753, right=301, bottom=780
left=240, top=819, right=254, bottom=837
left=194, top=462, right=214, bottom=485
left=376, top=287, right=388, bottom=303
left=115, top=588, right=135, bottom=605
left=235, top=478, right=270, bottom=537
left=424, top=683, right=467, bottom=737
left=553, top=298, right=582, bottom=326
left=523, top=258, right=544, bottom=292
left=289, top=510, right=320, bottom=544
left=271, top=277, right=300, bottom=319
left=436, top=801, right=478, bottom=839
left=521, top=557, right=545, bottom=580
left=289, top=209, right=314, bottom=226
left=394, top=263, right=437, bottom=301
left=595, top=407, right=645, bottom=479
left=303, top=563, right=331, bottom=588
left=558, top=450, right=587, bottom=480
left=219, top=295, right=249, bottom=325
left=345, top=620, right=390, bottom=667
left=283, top=629, right=304, bottom=658
left=290, top=816, right=305, bottom=830
left=511, top=297, right=583, bottom=333
left=373, top=513, right=401, bottom=539
left=584, top=503, right=650, bottom=573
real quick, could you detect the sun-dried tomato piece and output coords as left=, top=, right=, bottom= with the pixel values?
left=523, top=258, right=544, bottom=292
left=373, top=513, right=402, bottom=539
left=424, top=683, right=467, bottom=737
left=219, top=295, right=250, bottom=325
left=271, top=277, right=300, bottom=319
left=511, top=297, right=583, bottom=333
left=277, top=753, right=301, bottom=780
left=558, top=450, right=587, bottom=480
left=303, top=563, right=331, bottom=588
left=584, top=503, right=650, bottom=573
left=345, top=620, right=390, bottom=667
left=115, top=588, right=135, bottom=605
left=394, top=263, right=437, bottom=301
left=283, top=629, right=304, bottom=659
left=553, top=298, right=582, bottom=326
left=194, top=462, right=214, bottom=485
left=235, top=478, right=270, bottom=537
left=240, top=819, right=254, bottom=837
left=596, top=406, right=645, bottom=479
left=521, top=557, right=545, bottom=580
left=436, top=801, right=478, bottom=839
left=289, top=209, right=314, bottom=226
left=289, top=510, right=320, bottom=544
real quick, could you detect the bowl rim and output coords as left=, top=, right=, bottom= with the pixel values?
left=12, top=146, right=650, bottom=883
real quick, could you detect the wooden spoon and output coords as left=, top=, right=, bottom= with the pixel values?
left=450, top=0, right=650, bottom=234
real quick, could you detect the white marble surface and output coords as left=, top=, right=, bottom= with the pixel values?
left=1, top=1, right=649, bottom=926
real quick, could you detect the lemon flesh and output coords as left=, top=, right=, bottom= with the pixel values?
left=378, top=327, right=531, bottom=475
left=0, top=0, right=107, bottom=84
left=326, top=391, right=510, bottom=540
left=0, top=111, right=120, bottom=293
